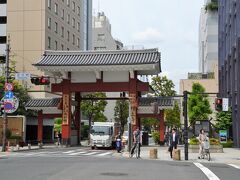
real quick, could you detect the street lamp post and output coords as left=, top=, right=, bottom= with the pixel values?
left=2, top=43, right=10, bottom=152
left=183, top=91, right=188, bottom=160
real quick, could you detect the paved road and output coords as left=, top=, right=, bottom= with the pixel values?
left=0, top=147, right=240, bottom=180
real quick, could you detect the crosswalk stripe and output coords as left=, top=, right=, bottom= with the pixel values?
left=82, top=152, right=98, bottom=156
left=62, top=150, right=76, bottom=154
left=68, top=152, right=86, bottom=155
left=194, top=163, right=220, bottom=180
left=95, top=152, right=112, bottom=156
left=228, top=164, right=240, bottom=170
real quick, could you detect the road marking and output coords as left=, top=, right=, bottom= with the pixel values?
left=228, top=164, right=240, bottom=170
left=95, top=152, right=112, bottom=156
left=62, top=150, right=76, bottom=154
left=82, top=152, right=98, bottom=156
left=26, top=152, right=46, bottom=156
left=68, top=152, right=86, bottom=155
left=194, top=163, right=220, bottom=180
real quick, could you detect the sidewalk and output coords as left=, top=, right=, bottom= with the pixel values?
left=121, top=145, right=240, bottom=165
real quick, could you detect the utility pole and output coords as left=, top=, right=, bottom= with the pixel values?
left=2, top=43, right=10, bottom=152
left=183, top=91, right=188, bottom=160
left=128, top=99, right=132, bottom=152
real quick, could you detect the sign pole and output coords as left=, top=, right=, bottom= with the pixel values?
left=183, top=91, right=189, bottom=160
left=2, top=43, right=10, bottom=152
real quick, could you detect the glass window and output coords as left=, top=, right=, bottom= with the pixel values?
left=73, top=34, right=75, bottom=45
left=55, top=41, right=58, bottom=50
left=55, top=22, right=58, bottom=33
left=72, top=18, right=75, bottom=28
left=77, top=6, right=80, bottom=16
left=67, top=31, right=70, bottom=41
left=67, top=14, right=70, bottom=24
left=67, top=0, right=70, bottom=7
left=47, top=17, right=51, bottom=29
left=72, top=1, right=75, bottom=12
left=48, top=37, right=51, bottom=49
left=61, top=26, right=64, bottom=37
left=48, top=0, right=51, bottom=9
left=77, top=22, right=80, bottom=32
left=67, top=48, right=69, bottom=51
left=61, top=9, right=64, bottom=19
left=61, top=44, right=64, bottom=50
left=97, top=34, right=105, bottom=41
left=54, top=3, right=58, bottom=15
left=77, top=38, right=80, bottom=48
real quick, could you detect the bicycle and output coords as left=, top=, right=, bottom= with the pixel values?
left=200, top=138, right=211, bottom=161
left=130, top=142, right=140, bottom=159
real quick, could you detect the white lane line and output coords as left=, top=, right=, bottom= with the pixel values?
left=82, top=152, right=98, bottom=156
left=26, top=152, right=46, bottom=156
left=228, top=164, right=240, bottom=170
left=95, top=152, right=112, bottom=156
left=194, top=163, right=220, bottom=180
left=68, top=151, right=87, bottom=155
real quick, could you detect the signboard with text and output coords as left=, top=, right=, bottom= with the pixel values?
left=219, top=130, right=227, bottom=143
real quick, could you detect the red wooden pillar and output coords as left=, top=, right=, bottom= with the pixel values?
left=75, top=92, right=81, bottom=145
left=62, top=79, right=71, bottom=146
left=159, top=110, right=165, bottom=145
left=129, top=71, right=138, bottom=131
left=37, top=110, right=43, bottom=143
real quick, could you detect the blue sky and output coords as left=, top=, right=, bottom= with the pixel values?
left=93, top=0, right=205, bottom=93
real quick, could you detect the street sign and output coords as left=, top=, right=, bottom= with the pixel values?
left=222, top=98, right=229, bottom=111
left=5, top=91, right=13, bottom=99
left=219, top=130, right=227, bottom=143
left=4, top=102, right=13, bottom=110
left=4, top=82, right=14, bottom=91
left=1, top=95, right=19, bottom=114
left=15, top=73, right=31, bottom=80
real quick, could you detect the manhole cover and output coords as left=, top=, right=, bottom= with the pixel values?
left=101, top=172, right=128, bottom=176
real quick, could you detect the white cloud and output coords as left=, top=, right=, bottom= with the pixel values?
left=132, top=27, right=164, bottom=43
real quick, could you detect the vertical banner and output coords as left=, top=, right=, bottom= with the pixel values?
left=62, top=94, right=70, bottom=125
left=129, top=93, right=137, bottom=125
left=219, top=130, right=227, bottom=143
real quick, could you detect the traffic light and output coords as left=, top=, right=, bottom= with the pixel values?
left=31, top=76, right=50, bottom=85
left=215, top=98, right=222, bottom=111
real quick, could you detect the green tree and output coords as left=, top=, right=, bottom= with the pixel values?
left=165, top=102, right=181, bottom=129
left=215, top=110, right=232, bottom=132
left=81, top=93, right=107, bottom=140
left=151, top=75, right=176, bottom=96
left=141, top=117, right=159, bottom=132
left=54, top=118, right=62, bottom=132
left=188, top=83, right=212, bottom=124
left=114, top=100, right=129, bottom=135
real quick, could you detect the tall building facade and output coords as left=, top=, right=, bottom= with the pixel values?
left=0, top=0, right=92, bottom=97
left=199, top=0, right=218, bottom=73
left=92, top=12, right=123, bottom=51
left=219, top=0, right=240, bottom=147
left=0, top=0, right=7, bottom=68
left=92, top=12, right=123, bottom=122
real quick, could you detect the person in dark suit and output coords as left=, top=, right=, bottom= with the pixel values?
left=168, top=128, right=179, bottom=158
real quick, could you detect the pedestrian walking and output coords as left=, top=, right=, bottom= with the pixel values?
left=168, top=128, right=179, bottom=159
left=57, top=131, right=62, bottom=146
left=130, top=127, right=142, bottom=158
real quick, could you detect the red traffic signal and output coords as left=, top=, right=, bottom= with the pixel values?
left=215, top=98, right=222, bottom=111
left=31, top=76, right=50, bottom=85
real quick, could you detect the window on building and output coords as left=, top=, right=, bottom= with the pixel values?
left=94, top=47, right=106, bottom=50
left=72, top=1, right=75, bottom=12
left=48, top=0, right=51, bottom=9
left=77, top=6, right=80, bottom=16
left=61, top=26, right=64, bottom=37
left=55, top=41, right=58, bottom=50
left=48, top=37, right=51, bottom=49
left=47, top=17, right=51, bottom=29
left=77, top=22, right=80, bottom=32
left=61, top=44, right=64, bottom=50
left=67, top=31, right=70, bottom=41
left=54, top=3, right=58, bottom=15
left=67, top=0, right=70, bottom=7
left=61, top=9, right=64, bottom=20
left=0, top=17, right=7, bottom=24
left=55, top=22, right=58, bottom=33
left=72, top=18, right=75, bottom=28
left=73, top=34, right=75, bottom=45
left=67, top=14, right=70, bottom=24
left=97, top=34, right=105, bottom=41
left=77, top=38, right=80, bottom=48
left=67, top=48, right=69, bottom=51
